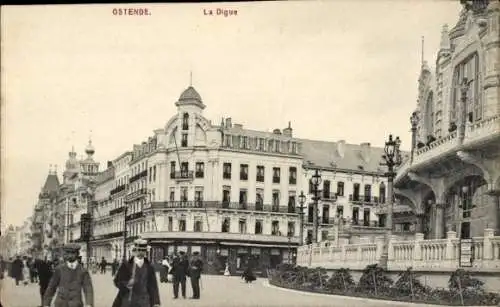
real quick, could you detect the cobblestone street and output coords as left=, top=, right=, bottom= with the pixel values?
left=0, top=272, right=447, bottom=307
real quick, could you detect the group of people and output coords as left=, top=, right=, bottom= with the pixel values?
left=157, top=250, right=203, bottom=299
left=20, top=239, right=205, bottom=307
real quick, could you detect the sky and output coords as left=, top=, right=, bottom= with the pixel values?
left=1, top=1, right=462, bottom=228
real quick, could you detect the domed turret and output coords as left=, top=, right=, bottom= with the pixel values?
left=175, top=86, right=206, bottom=110
left=179, top=86, right=202, bottom=102
left=65, top=146, right=78, bottom=170
left=85, top=140, right=95, bottom=156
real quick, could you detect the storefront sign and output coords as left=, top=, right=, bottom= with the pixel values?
left=460, top=239, right=473, bottom=267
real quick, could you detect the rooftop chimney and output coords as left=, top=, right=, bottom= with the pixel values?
left=225, top=117, right=232, bottom=128
left=283, top=121, right=293, bottom=137
left=107, top=161, right=113, bottom=168
left=360, top=142, right=371, bottom=163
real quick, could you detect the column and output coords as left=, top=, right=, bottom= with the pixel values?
left=434, top=203, right=445, bottom=239
left=415, top=213, right=425, bottom=233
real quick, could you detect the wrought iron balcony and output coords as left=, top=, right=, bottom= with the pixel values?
left=172, top=171, right=194, bottom=181
left=126, top=211, right=145, bottom=221
left=321, top=193, right=337, bottom=200
left=125, top=188, right=148, bottom=202
left=129, top=170, right=148, bottom=184
left=148, top=201, right=300, bottom=214
left=110, top=184, right=128, bottom=196
left=109, top=207, right=126, bottom=215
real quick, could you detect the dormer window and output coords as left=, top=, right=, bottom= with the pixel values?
left=258, top=138, right=265, bottom=151
left=242, top=136, right=248, bottom=149
left=182, top=113, right=189, bottom=130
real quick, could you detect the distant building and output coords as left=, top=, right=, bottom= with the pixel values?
left=395, top=1, right=500, bottom=239
left=30, top=141, right=100, bottom=261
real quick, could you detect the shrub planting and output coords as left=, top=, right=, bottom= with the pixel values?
left=267, top=264, right=500, bottom=306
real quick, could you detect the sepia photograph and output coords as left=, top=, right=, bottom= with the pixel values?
left=1, top=1, right=499, bottom=306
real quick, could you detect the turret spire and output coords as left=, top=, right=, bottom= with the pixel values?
left=439, top=24, right=450, bottom=51
left=420, top=36, right=425, bottom=68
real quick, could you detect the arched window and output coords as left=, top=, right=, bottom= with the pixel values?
left=425, top=92, right=434, bottom=137
left=182, top=113, right=189, bottom=130
left=450, top=52, right=481, bottom=125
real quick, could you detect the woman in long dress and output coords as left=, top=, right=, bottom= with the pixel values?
left=21, top=257, right=30, bottom=286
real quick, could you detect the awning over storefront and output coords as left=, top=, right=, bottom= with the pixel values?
left=220, top=242, right=293, bottom=248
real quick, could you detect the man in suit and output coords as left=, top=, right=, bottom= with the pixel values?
left=35, top=254, right=53, bottom=307
left=170, top=251, right=189, bottom=299
left=189, top=251, right=204, bottom=300
left=42, top=244, right=94, bottom=307
left=112, top=239, right=160, bottom=307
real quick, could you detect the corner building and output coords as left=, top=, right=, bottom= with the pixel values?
left=120, top=85, right=393, bottom=275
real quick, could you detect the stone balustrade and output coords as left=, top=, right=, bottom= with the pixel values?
left=297, top=229, right=500, bottom=272
left=464, top=114, right=500, bottom=145
left=412, top=131, right=458, bottom=166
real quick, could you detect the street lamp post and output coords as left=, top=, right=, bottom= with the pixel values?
left=298, top=191, right=306, bottom=246
left=378, top=134, right=402, bottom=269
left=122, top=205, right=128, bottom=260
left=410, top=112, right=419, bottom=164
left=287, top=232, right=292, bottom=263
left=311, top=170, right=322, bottom=243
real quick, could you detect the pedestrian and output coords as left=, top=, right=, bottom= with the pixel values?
left=100, top=257, right=107, bottom=274
left=0, top=256, right=6, bottom=280
left=112, top=239, right=160, bottom=307
left=159, top=256, right=170, bottom=283
left=35, top=255, right=53, bottom=307
left=170, top=251, right=189, bottom=299
left=188, top=251, right=204, bottom=300
left=242, top=264, right=256, bottom=283
left=112, top=258, right=119, bottom=276
left=42, top=243, right=94, bottom=307
left=22, top=256, right=30, bottom=286
left=11, top=255, right=23, bottom=285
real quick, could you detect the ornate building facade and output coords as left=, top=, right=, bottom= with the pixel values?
left=80, top=84, right=403, bottom=276
left=395, top=1, right=500, bottom=239
left=30, top=142, right=100, bottom=261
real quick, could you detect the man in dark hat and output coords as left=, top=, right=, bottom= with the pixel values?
left=34, top=254, right=53, bottom=307
left=188, top=251, right=204, bottom=300
left=170, top=251, right=189, bottom=299
left=112, top=239, right=160, bottom=307
left=42, top=244, right=94, bottom=307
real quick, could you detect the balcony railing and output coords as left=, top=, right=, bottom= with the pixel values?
left=256, top=175, right=264, bottom=182
left=148, top=201, right=299, bottom=214
left=91, top=231, right=123, bottom=241
left=172, top=171, right=194, bottom=181
left=195, top=171, right=204, bottom=178
left=109, top=207, right=126, bottom=215
left=125, top=188, right=148, bottom=202
left=349, top=194, right=379, bottom=204
left=110, top=184, right=128, bottom=196
left=126, top=211, right=145, bottom=221
left=465, top=114, right=500, bottom=145
left=322, top=193, right=337, bottom=200
left=129, top=170, right=148, bottom=184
